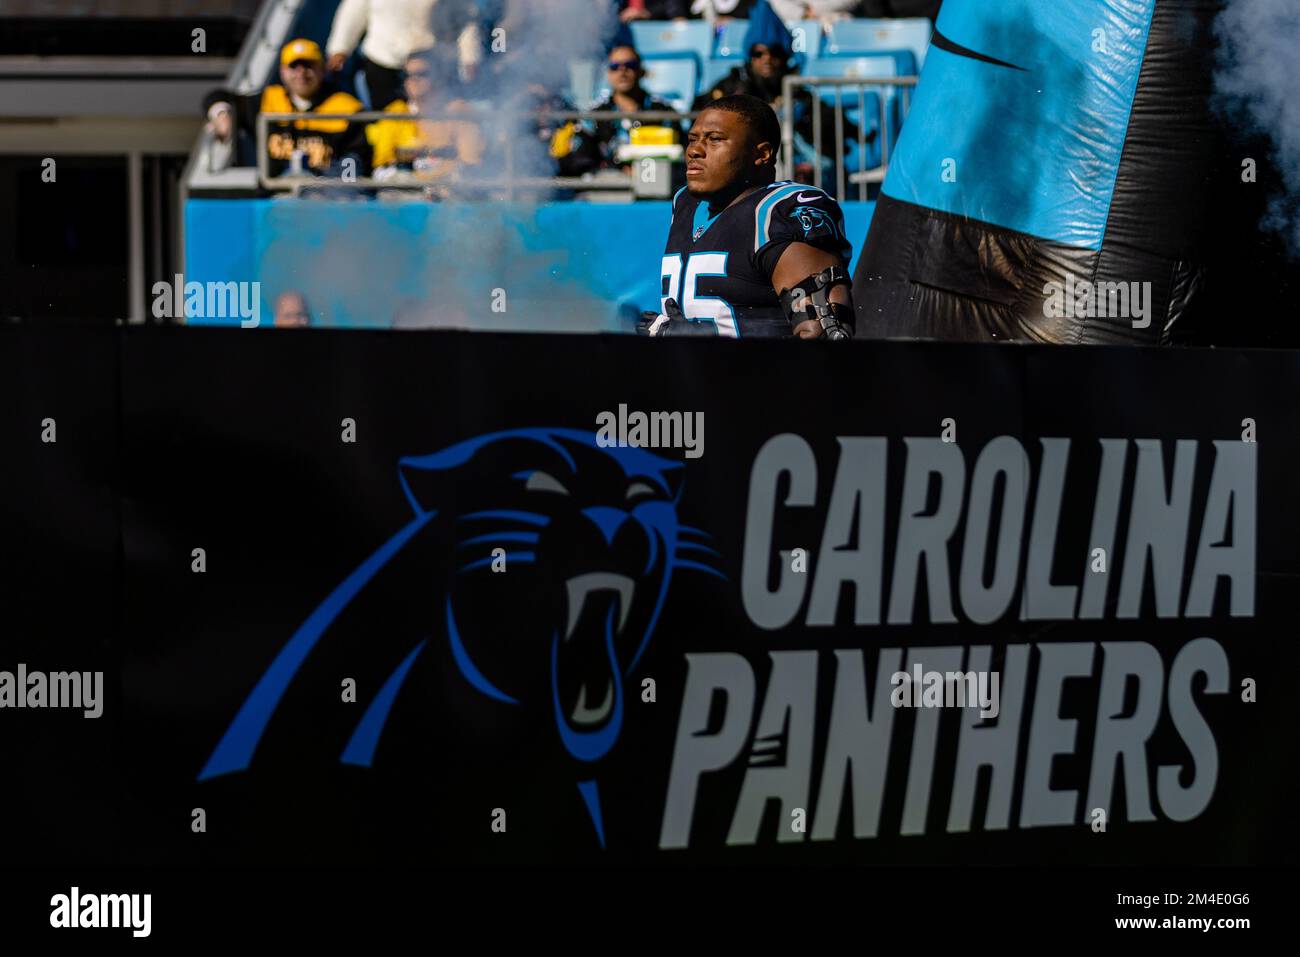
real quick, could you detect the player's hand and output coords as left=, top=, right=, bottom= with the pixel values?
left=638, top=298, right=687, bottom=336
left=793, top=318, right=823, bottom=339
left=327, top=52, right=348, bottom=73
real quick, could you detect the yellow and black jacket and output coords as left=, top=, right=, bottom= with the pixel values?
left=229, top=82, right=368, bottom=177
left=366, top=99, right=485, bottom=176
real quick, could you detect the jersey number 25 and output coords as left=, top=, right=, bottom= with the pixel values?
left=661, top=253, right=738, bottom=337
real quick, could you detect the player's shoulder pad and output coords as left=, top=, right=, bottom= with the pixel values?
left=753, top=182, right=845, bottom=252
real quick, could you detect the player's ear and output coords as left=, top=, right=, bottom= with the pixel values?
left=754, top=138, right=776, bottom=168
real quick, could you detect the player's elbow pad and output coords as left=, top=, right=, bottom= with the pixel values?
left=780, top=266, right=854, bottom=340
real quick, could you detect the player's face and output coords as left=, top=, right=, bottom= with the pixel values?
left=685, top=109, right=763, bottom=196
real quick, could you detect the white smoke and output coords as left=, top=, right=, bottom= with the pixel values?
left=467, top=0, right=619, bottom=179
left=1214, top=0, right=1300, bottom=256
left=263, top=0, right=631, bottom=331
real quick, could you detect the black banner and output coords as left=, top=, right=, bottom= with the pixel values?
left=3, top=327, right=1298, bottom=871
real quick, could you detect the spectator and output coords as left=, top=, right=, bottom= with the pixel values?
left=274, top=291, right=312, bottom=327
left=326, top=0, right=484, bottom=109
left=260, top=40, right=368, bottom=177
left=366, top=50, right=486, bottom=183
left=617, top=0, right=690, bottom=21
left=198, top=89, right=254, bottom=172
left=550, top=43, right=681, bottom=177
left=692, top=1, right=864, bottom=172
left=769, top=0, right=860, bottom=20
left=857, top=0, right=942, bottom=18
left=690, top=0, right=758, bottom=21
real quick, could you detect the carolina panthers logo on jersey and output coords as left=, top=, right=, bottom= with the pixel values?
left=791, top=204, right=840, bottom=242
left=198, top=428, right=725, bottom=848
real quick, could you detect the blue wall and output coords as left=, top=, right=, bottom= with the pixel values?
left=184, top=199, right=876, bottom=330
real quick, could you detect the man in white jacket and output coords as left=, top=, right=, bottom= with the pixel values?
left=767, top=0, right=861, bottom=22
left=326, top=0, right=484, bottom=109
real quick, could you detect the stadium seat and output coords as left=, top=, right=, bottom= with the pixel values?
left=702, top=59, right=737, bottom=92
left=567, top=59, right=602, bottom=110
left=637, top=53, right=701, bottom=114
left=630, top=20, right=715, bottom=64
left=790, top=20, right=824, bottom=64
left=808, top=50, right=919, bottom=80
left=824, top=18, right=932, bottom=68
left=712, top=19, right=750, bottom=59
left=714, top=18, right=819, bottom=63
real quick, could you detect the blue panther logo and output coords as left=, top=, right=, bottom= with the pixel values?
left=791, top=204, right=839, bottom=241
left=198, top=428, right=723, bottom=848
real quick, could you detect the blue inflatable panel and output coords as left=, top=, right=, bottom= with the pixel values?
left=882, top=0, right=1156, bottom=250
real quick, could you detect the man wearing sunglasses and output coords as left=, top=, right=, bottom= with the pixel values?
left=552, top=44, right=682, bottom=177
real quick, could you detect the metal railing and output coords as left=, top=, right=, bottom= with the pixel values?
left=243, top=88, right=918, bottom=199
left=780, top=75, right=918, bottom=200
left=255, top=108, right=698, bottom=198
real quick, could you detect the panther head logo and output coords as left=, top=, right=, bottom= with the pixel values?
left=199, top=428, right=722, bottom=847
left=791, top=204, right=838, bottom=241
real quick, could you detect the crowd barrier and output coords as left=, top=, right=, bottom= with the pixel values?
left=3, top=324, right=1296, bottom=863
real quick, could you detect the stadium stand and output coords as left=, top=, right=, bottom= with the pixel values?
left=189, top=6, right=927, bottom=189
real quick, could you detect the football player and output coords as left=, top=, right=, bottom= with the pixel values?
left=641, top=94, right=855, bottom=339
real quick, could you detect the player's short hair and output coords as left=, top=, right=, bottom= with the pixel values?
left=700, top=94, right=782, bottom=163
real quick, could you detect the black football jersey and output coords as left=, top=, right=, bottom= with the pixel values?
left=660, top=181, right=852, bottom=337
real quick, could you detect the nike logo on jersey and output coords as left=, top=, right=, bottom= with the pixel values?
left=795, top=192, right=823, bottom=202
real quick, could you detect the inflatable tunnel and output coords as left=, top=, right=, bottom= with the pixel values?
left=852, top=0, right=1291, bottom=345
